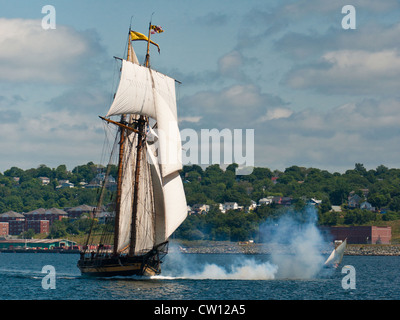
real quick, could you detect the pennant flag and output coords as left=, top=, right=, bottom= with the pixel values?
left=130, top=31, right=160, bottom=53
left=151, top=25, right=164, bottom=34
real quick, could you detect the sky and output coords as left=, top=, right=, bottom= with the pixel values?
left=1, top=0, right=400, bottom=173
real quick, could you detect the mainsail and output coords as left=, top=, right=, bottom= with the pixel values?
left=106, top=45, right=187, bottom=256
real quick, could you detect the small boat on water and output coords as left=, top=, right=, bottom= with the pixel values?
left=324, top=238, right=347, bottom=268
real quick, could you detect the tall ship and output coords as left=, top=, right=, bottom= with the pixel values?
left=77, top=24, right=187, bottom=277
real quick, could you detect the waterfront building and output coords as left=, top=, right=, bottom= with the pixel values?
left=23, top=208, right=68, bottom=225
left=26, top=220, right=49, bottom=234
left=0, top=211, right=25, bottom=222
left=0, top=211, right=26, bottom=235
left=328, top=226, right=391, bottom=244
left=0, top=222, right=8, bottom=237
left=65, top=204, right=95, bottom=219
left=0, top=239, right=77, bottom=250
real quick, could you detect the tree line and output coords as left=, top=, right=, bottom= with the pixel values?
left=1, top=162, right=400, bottom=241
left=0, top=162, right=115, bottom=213
left=177, top=163, right=400, bottom=241
left=182, top=163, right=400, bottom=212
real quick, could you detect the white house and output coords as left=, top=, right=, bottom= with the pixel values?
left=39, top=177, right=50, bottom=185
left=360, top=201, right=375, bottom=211
left=224, top=202, right=239, bottom=211
left=248, top=200, right=257, bottom=211
left=56, top=180, right=74, bottom=189
left=258, top=197, right=273, bottom=206
left=192, top=204, right=210, bottom=214
left=308, top=198, right=322, bottom=206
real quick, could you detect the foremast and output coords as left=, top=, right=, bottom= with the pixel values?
left=112, top=114, right=125, bottom=255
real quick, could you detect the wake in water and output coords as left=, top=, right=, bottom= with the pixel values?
left=154, top=256, right=278, bottom=280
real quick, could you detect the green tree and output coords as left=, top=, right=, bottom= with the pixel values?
left=22, top=229, right=35, bottom=239
left=55, top=165, right=69, bottom=180
left=49, top=220, right=68, bottom=238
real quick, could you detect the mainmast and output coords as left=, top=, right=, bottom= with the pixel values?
left=113, top=114, right=125, bottom=255
left=128, top=21, right=152, bottom=256
left=144, top=20, right=152, bottom=67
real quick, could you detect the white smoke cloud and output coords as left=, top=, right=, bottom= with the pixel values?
left=156, top=206, right=329, bottom=281
left=155, top=246, right=278, bottom=280
left=260, top=206, right=329, bottom=279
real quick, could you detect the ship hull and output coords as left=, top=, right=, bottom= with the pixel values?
left=77, top=242, right=168, bottom=277
left=78, top=256, right=158, bottom=277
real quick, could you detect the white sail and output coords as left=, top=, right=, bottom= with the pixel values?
left=107, top=59, right=182, bottom=177
left=106, top=60, right=177, bottom=121
left=324, top=239, right=347, bottom=267
left=107, top=60, right=158, bottom=119
left=147, top=142, right=187, bottom=243
left=128, top=42, right=140, bottom=65
left=132, top=142, right=156, bottom=254
left=116, top=129, right=136, bottom=253
left=153, top=90, right=183, bottom=177
left=109, top=58, right=186, bottom=252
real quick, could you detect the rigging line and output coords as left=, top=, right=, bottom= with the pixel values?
left=101, top=120, right=120, bottom=166
left=123, top=25, right=131, bottom=61
left=108, top=58, right=121, bottom=107
left=100, top=122, right=115, bottom=168
left=93, top=129, right=120, bottom=249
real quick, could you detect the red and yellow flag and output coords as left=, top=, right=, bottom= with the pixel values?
left=151, top=25, right=164, bottom=34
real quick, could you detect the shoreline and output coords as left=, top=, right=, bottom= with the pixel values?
left=1, top=242, right=399, bottom=256
left=172, top=241, right=400, bottom=256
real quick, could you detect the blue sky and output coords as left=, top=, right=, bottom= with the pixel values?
left=1, top=0, right=400, bottom=173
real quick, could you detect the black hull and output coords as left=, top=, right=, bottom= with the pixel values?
left=77, top=242, right=168, bottom=277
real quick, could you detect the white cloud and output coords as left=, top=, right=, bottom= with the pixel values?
left=253, top=98, right=400, bottom=172
left=179, top=116, right=202, bottom=123
left=0, top=109, right=105, bottom=171
left=46, top=87, right=109, bottom=114
left=218, top=50, right=244, bottom=79
left=180, top=83, right=289, bottom=129
left=0, top=18, right=105, bottom=84
left=0, top=17, right=110, bottom=171
left=282, top=0, right=400, bottom=17
left=259, top=107, right=293, bottom=121
left=285, top=49, right=400, bottom=95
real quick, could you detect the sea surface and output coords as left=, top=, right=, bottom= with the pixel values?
left=0, top=252, right=399, bottom=300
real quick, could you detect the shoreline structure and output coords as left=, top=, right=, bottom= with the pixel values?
left=172, top=241, right=400, bottom=256
left=1, top=241, right=399, bottom=256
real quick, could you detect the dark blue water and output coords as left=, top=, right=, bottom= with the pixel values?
left=0, top=252, right=399, bottom=300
